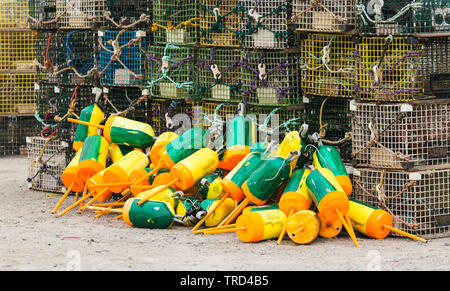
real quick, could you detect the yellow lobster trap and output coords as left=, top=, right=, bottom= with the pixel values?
left=192, top=101, right=239, bottom=130
left=0, top=31, right=36, bottom=73
left=0, top=0, right=30, bottom=29
left=301, top=33, right=355, bottom=99
left=200, top=0, right=241, bottom=47
left=352, top=167, right=450, bottom=239
left=292, top=0, right=357, bottom=33
left=0, top=73, right=37, bottom=116
left=354, top=36, right=424, bottom=102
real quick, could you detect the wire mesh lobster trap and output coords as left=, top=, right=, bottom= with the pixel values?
left=351, top=99, right=450, bottom=171
left=304, top=96, right=353, bottom=162
left=0, top=0, right=31, bottom=29
left=146, top=44, right=197, bottom=100
left=51, top=30, right=98, bottom=86
left=354, top=36, right=424, bottom=102
left=197, top=47, right=243, bottom=102
left=238, top=0, right=291, bottom=49
left=102, top=0, right=152, bottom=29
left=34, top=30, right=61, bottom=85
left=200, top=0, right=241, bottom=47
left=0, top=116, right=40, bottom=156
left=149, top=98, right=195, bottom=136
left=28, top=0, right=59, bottom=30
left=292, top=0, right=357, bottom=33
left=301, top=33, right=356, bottom=99
left=192, top=101, right=240, bottom=130
left=27, top=136, right=69, bottom=193
left=55, top=0, right=106, bottom=29
left=98, top=30, right=149, bottom=87
left=422, top=36, right=450, bottom=97
left=241, top=49, right=302, bottom=106
left=357, top=0, right=450, bottom=36
left=352, top=167, right=450, bottom=238
left=152, top=0, right=199, bottom=46
left=0, top=31, right=36, bottom=73
left=0, top=73, right=37, bottom=116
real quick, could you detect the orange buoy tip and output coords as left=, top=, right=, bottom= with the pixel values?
left=336, top=175, right=353, bottom=196
left=317, top=191, right=349, bottom=222
left=366, top=209, right=393, bottom=240
left=286, top=210, right=320, bottom=245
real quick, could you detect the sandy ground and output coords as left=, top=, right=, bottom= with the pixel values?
left=0, top=155, right=449, bottom=271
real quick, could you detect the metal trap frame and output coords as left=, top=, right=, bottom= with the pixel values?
left=352, top=167, right=450, bottom=239
left=200, top=0, right=241, bottom=48
left=301, top=33, right=355, bottom=99
left=357, top=0, right=450, bottom=36
left=102, top=0, right=152, bottom=30
left=34, top=30, right=61, bottom=85
left=27, top=136, right=69, bottom=193
left=0, top=0, right=31, bottom=29
left=238, top=0, right=291, bottom=49
left=55, top=0, right=106, bottom=29
left=197, top=47, right=243, bottom=103
left=28, top=0, right=59, bottom=30
left=98, top=30, right=149, bottom=87
left=0, top=73, right=37, bottom=116
left=292, top=0, right=357, bottom=33
left=0, top=30, right=36, bottom=73
left=422, top=36, right=450, bottom=97
left=149, top=98, right=195, bottom=136
left=304, top=96, right=353, bottom=162
left=152, top=0, right=199, bottom=46
left=0, top=116, right=40, bottom=156
left=146, top=44, right=197, bottom=100
left=351, top=99, right=450, bottom=171
left=241, top=49, right=302, bottom=106
left=354, top=36, right=424, bottom=102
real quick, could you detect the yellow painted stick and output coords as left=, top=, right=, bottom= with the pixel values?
left=67, top=118, right=105, bottom=129
left=383, top=225, right=427, bottom=243
left=79, top=184, right=88, bottom=211
left=202, top=226, right=246, bottom=235
left=57, top=191, right=93, bottom=217
left=52, top=182, right=74, bottom=214
left=192, top=194, right=229, bottom=233
left=219, top=198, right=250, bottom=227
left=136, top=178, right=178, bottom=206
left=81, top=188, right=109, bottom=211
left=86, top=206, right=123, bottom=214
left=192, top=224, right=237, bottom=234
left=277, top=209, right=294, bottom=245
left=120, top=159, right=163, bottom=196
left=336, top=209, right=359, bottom=247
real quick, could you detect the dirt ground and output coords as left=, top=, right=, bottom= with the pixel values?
left=0, top=155, right=449, bottom=271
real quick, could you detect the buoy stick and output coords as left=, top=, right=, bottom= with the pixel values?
left=202, top=226, right=246, bottom=235
left=120, top=160, right=163, bottom=196
left=114, top=214, right=123, bottom=219
left=95, top=193, right=132, bottom=218
left=92, top=202, right=125, bottom=207
left=136, top=178, right=178, bottom=206
left=88, top=182, right=132, bottom=188
left=52, top=182, right=74, bottom=214
left=344, top=213, right=358, bottom=243
left=193, top=223, right=236, bottom=234
left=383, top=225, right=427, bottom=243
left=57, top=191, right=93, bottom=217
left=81, top=188, right=109, bottom=211
left=67, top=118, right=105, bottom=130
left=277, top=209, right=294, bottom=245
left=219, top=198, right=251, bottom=227
left=86, top=206, right=123, bottom=214
left=192, top=193, right=229, bottom=233
left=79, top=184, right=88, bottom=211
left=74, top=191, right=79, bottom=202
left=336, top=209, right=359, bottom=247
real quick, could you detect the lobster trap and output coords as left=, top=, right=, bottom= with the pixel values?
left=28, top=0, right=58, bottom=30
left=0, top=0, right=30, bottom=29
left=149, top=98, right=195, bottom=136
left=35, top=30, right=60, bottom=84
left=0, top=73, right=37, bottom=116
left=241, top=49, right=301, bottom=106
left=422, top=36, right=450, bottom=97
left=304, top=96, right=353, bottom=162
left=357, top=0, right=450, bottom=36
left=0, top=31, right=36, bottom=73
left=27, top=136, right=69, bottom=193
left=102, top=0, right=152, bottom=29
left=351, top=99, right=450, bottom=171
left=238, top=0, right=291, bottom=49
left=55, top=0, right=106, bottom=29
left=192, top=101, right=240, bottom=130
left=98, top=30, right=149, bottom=87
left=146, top=44, right=197, bottom=100
left=352, top=167, right=450, bottom=239
left=0, top=116, right=39, bottom=156
left=52, top=30, right=97, bottom=86
left=152, top=0, right=199, bottom=46
left=301, top=33, right=355, bottom=99
left=292, top=0, right=357, bottom=33
left=200, top=0, right=241, bottom=47
left=354, top=36, right=424, bottom=102
left=197, top=47, right=243, bottom=102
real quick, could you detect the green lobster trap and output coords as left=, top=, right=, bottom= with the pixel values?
left=55, top=0, right=106, bottom=29
left=304, top=96, right=353, bottom=162
left=238, top=0, right=291, bottom=49
left=200, top=0, right=241, bottom=47
left=292, top=0, right=357, bottom=33
left=351, top=99, right=450, bottom=171
left=152, top=0, right=199, bottom=46
left=34, top=31, right=60, bottom=84
left=28, top=0, right=59, bottom=30
left=98, top=30, right=149, bottom=87
left=0, top=0, right=30, bottom=29
left=301, top=33, right=355, bottom=99
left=352, top=167, right=450, bottom=239
left=357, top=0, right=450, bottom=36
left=147, top=44, right=197, bottom=100
left=27, top=136, right=69, bottom=193
left=197, top=47, right=243, bottom=102
left=0, top=31, right=36, bottom=73
left=422, top=36, right=450, bottom=97
left=0, top=73, right=37, bottom=116
left=354, top=36, right=424, bottom=102
left=241, top=49, right=301, bottom=106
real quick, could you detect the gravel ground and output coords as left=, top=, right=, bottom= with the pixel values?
left=1, top=155, right=449, bottom=271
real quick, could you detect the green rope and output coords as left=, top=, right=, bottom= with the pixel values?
left=356, top=2, right=422, bottom=26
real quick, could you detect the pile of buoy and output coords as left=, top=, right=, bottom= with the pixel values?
left=52, top=103, right=427, bottom=246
